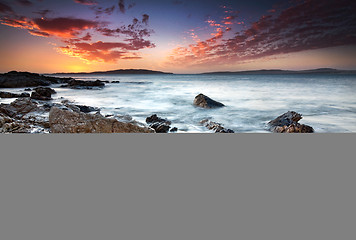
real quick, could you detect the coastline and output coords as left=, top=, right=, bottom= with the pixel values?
left=1, top=71, right=355, bottom=133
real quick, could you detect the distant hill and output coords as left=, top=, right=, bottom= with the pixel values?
left=53, top=69, right=173, bottom=75
left=200, top=68, right=356, bottom=75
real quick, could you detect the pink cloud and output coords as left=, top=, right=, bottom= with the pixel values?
left=167, top=0, right=356, bottom=67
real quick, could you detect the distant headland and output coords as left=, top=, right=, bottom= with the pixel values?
left=53, top=69, right=173, bottom=75
left=199, top=68, right=356, bottom=75
left=48, top=68, right=356, bottom=75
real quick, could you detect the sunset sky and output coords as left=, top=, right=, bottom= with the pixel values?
left=0, top=0, right=355, bottom=73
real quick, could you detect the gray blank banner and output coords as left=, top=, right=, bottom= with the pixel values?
left=0, top=134, right=355, bottom=240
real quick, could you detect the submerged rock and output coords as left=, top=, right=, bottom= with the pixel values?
left=61, top=79, right=105, bottom=89
left=267, top=111, right=314, bottom=133
left=0, top=91, right=30, bottom=98
left=49, top=107, right=153, bottom=133
left=200, top=119, right=234, bottom=133
left=31, top=87, right=56, bottom=100
left=146, top=114, right=172, bottom=133
left=0, top=71, right=72, bottom=88
left=193, top=93, right=225, bottom=108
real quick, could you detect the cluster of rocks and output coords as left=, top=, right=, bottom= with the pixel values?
left=49, top=107, right=153, bottom=133
left=0, top=71, right=72, bottom=88
left=200, top=119, right=234, bottom=133
left=0, top=98, right=49, bottom=133
left=61, top=79, right=106, bottom=89
left=267, top=111, right=314, bottom=133
left=0, top=91, right=30, bottom=98
left=146, top=114, right=177, bottom=133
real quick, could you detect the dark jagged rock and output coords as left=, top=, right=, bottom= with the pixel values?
left=146, top=114, right=172, bottom=125
left=31, top=87, right=56, bottom=100
left=0, top=98, right=39, bottom=118
left=75, top=105, right=100, bottom=113
left=61, top=79, right=105, bottom=89
left=0, top=71, right=72, bottom=88
left=24, top=88, right=32, bottom=91
left=0, top=91, right=30, bottom=98
left=200, top=119, right=234, bottom=133
left=111, top=81, right=120, bottom=83
left=193, top=93, right=225, bottom=108
left=146, top=114, right=173, bottom=133
left=49, top=107, right=153, bottom=133
left=267, top=111, right=314, bottom=133
left=170, top=127, right=178, bottom=132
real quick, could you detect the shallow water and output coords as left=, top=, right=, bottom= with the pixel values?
left=2, top=74, right=356, bottom=133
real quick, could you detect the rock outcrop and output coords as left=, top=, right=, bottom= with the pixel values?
left=0, top=71, right=72, bottom=88
left=267, top=111, right=314, bottom=133
left=0, top=91, right=30, bottom=98
left=31, top=87, right=56, bottom=100
left=61, top=79, right=105, bottom=89
left=200, top=119, right=234, bottom=133
left=0, top=98, right=39, bottom=118
left=49, top=107, right=154, bottom=133
left=146, top=114, right=172, bottom=133
left=193, top=93, right=225, bottom=108
left=0, top=98, right=49, bottom=133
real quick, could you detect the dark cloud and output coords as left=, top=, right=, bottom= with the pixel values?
left=33, top=17, right=99, bottom=38
left=33, top=9, right=52, bottom=17
left=0, top=1, right=13, bottom=13
left=142, top=14, right=149, bottom=25
left=16, top=0, right=32, bottom=6
left=74, top=0, right=97, bottom=5
left=118, top=0, right=125, bottom=14
left=91, top=5, right=115, bottom=16
left=168, top=0, right=356, bottom=66
left=128, top=3, right=135, bottom=9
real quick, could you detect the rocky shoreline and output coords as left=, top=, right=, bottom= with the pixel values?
left=0, top=71, right=315, bottom=133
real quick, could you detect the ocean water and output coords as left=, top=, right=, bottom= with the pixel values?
left=2, top=74, right=356, bottom=133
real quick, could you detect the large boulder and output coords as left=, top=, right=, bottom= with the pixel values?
left=0, top=71, right=72, bottom=88
left=61, top=79, right=105, bottom=89
left=0, top=91, right=30, bottom=98
left=31, top=87, right=56, bottom=100
left=0, top=98, right=39, bottom=118
left=267, top=111, right=314, bottom=133
left=146, top=114, right=172, bottom=133
left=49, top=107, right=154, bottom=133
left=200, top=119, right=234, bottom=133
left=193, top=93, right=225, bottom=108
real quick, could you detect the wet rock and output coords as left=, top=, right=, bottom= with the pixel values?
left=200, top=119, right=234, bottom=133
left=76, top=105, right=100, bottom=113
left=24, top=88, right=32, bottom=91
left=49, top=107, right=154, bottom=133
left=170, top=127, right=178, bottom=132
left=146, top=114, right=172, bottom=125
left=61, top=79, right=105, bottom=89
left=146, top=114, right=172, bottom=133
left=31, top=87, right=56, bottom=100
left=267, top=111, right=314, bottom=133
left=193, top=93, right=225, bottom=108
left=111, top=81, right=120, bottom=83
left=0, top=91, right=30, bottom=98
left=0, top=71, right=72, bottom=88
left=0, top=98, right=39, bottom=118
